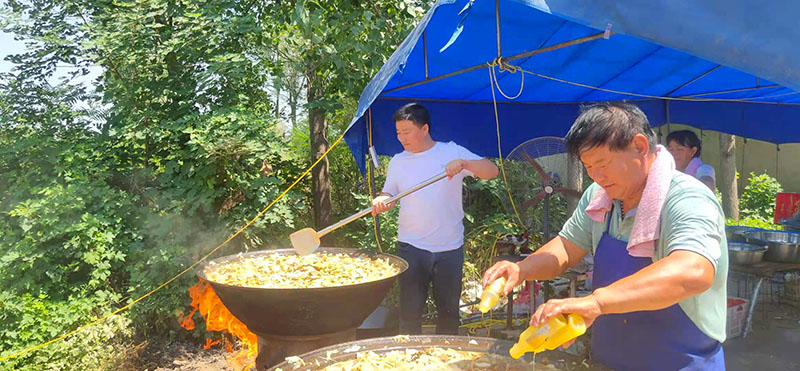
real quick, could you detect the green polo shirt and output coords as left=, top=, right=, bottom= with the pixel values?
left=559, top=172, right=728, bottom=343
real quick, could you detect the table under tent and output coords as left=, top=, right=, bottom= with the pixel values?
left=336, top=0, right=800, bottom=346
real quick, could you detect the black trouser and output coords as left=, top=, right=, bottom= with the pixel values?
left=396, top=241, right=464, bottom=335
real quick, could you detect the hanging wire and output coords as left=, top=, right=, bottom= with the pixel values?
left=489, top=58, right=524, bottom=99
left=487, top=62, right=527, bottom=230
left=511, top=60, right=800, bottom=103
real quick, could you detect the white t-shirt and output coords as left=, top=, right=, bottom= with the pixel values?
left=382, top=141, right=482, bottom=252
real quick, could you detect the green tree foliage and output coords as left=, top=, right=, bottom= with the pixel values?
left=1, top=0, right=303, bottom=367
left=262, top=1, right=425, bottom=231
left=1, top=0, right=427, bottom=368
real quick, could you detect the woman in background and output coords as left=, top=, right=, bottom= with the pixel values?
left=666, top=130, right=716, bottom=191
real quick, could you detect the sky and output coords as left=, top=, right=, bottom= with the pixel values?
left=0, top=30, right=26, bottom=74
left=2, top=27, right=105, bottom=127
left=1, top=29, right=103, bottom=85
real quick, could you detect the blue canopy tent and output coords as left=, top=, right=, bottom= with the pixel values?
left=342, top=0, right=800, bottom=174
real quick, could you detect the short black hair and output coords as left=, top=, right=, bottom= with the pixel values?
left=392, top=103, right=430, bottom=129
left=564, top=102, right=656, bottom=157
left=666, top=130, right=702, bottom=158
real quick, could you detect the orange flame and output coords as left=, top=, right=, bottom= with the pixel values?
left=203, top=338, right=222, bottom=349
left=181, top=279, right=258, bottom=370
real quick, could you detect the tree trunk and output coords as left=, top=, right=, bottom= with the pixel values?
left=289, top=88, right=298, bottom=127
left=307, top=70, right=333, bottom=241
left=274, top=80, right=281, bottom=119
left=719, top=133, right=739, bottom=220
left=566, top=152, right=583, bottom=216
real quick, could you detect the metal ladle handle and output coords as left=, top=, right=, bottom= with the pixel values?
left=316, top=171, right=448, bottom=238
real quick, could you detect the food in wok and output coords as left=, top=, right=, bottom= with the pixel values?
left=279, top=347, right=548, bottom=371
left=203, top=252, right=400, bottom=288
left=323, top=347, right=540, bottom=370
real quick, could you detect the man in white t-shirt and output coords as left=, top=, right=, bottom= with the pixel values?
left=372, top=103, right=498, bottom=335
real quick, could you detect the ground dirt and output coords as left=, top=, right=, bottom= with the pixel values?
left=117, top=340, right=233, bottom=371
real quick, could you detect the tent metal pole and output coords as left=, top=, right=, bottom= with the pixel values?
left=496, top=0, right=502, bottom=58
left=741, top=138, right=747, bottom=191
left=382, top=32, right=607, bottom=94
left=677, top=84, right=780, bottom=98
left=665, top=101, right=671, bottom=134
left=502, top=32, right=608, bottom=63
left=423, top=31, right=429, bottom=80
left=665, top=65, right=721, bottom=97
left=367, top=108, right=383, bottom=248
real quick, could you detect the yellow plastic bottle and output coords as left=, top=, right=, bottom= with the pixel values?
left=478, top=277, right=507, bottom=313
left=540, top=313, right=587, bottom=351
left=509, top=313, right=586, bottom=359
left=509, top=314, right=567, bottom=359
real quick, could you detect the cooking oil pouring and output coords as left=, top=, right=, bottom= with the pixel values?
left=510, top=313, right=586, bottom=359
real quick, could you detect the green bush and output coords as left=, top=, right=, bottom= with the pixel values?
left=0, top=295, right=133, bottom=371
left=740, top=172, right=783, bottom=222
left=0, top=103, right=308, bottom=367
left=726, top=217, right=782, bottom=230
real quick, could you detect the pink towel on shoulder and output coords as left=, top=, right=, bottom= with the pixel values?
left=585, top=145, right=675, bottom=258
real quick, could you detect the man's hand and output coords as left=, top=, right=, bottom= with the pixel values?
left=529, top=295, right=602, bottom=348
left=445, top=159, right=466, bottom=179
left=371, top=194, right=396, bottom=216
left=482, top=260, right=524, bottom=296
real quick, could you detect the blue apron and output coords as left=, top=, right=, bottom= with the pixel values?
left=590, top=207, right=725, bottom=371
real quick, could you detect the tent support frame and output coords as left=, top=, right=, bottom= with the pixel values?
left=382, top=31, right=608, bottom=94
left=677, top=84, right=780, bottom=98
left=666, top=65, right=721, bottom=96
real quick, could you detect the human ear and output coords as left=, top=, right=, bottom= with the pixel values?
left=632, top=134, right=650, bottom=156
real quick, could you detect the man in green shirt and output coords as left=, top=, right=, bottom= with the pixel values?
left=483, top=103, right=727, bottom=370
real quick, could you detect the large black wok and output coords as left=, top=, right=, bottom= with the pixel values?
left=268, top=335, right=605, bottom=370
left=197, top=248, right=408, bottom=337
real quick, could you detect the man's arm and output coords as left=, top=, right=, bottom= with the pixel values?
left=529, top=249, right=714, bottom=327
left=445, top=158, right=498, bottom=180
left=519, top=236, right=587, bottom=281
left=592, top=250, right=713, bottom=313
